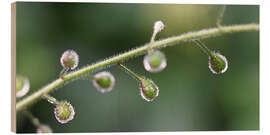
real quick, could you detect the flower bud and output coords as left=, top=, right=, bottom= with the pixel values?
left=37, top=124, right=52, bottom=133
left=153, top=20, right=165, bottom=34
left=140, top=78, right=159, bottom=102
left=117, top=62, right=160, bottom=102
left=54, top=101, right=75, bottom=124
left=16, top=75, right=30, bottom=98
left=93, top=71, right=115, bottom=93
left=208, top=52, right=228, bottom=74
left=60, top=50, right=79, bottom=70
left=143, top=50, right=167, bottom=73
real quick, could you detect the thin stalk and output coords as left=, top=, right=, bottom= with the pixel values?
left=193, top=40, right=213, bottom=56
left=42, top=94, right=59, bottom=105
left=59, top=68, right=69, bottom=79
left=16, top=24, right=259, bottom=112
left=216, top=5, right=226, bottom=28
left=148, top=31, right=157, bottom=53
left=117, top=62, right=143, bottom=81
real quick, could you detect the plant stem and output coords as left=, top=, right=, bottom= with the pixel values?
left=117, top=62, right=143, bottom=81
left=216, top=5, right=226, bottom=27
left=16, top=24, right=259, bottom=112
left=193, top=40, right=213, bottom=56
left=59, top=68, right=69, bottom=79
left=42, top=94, right=59, bottom=105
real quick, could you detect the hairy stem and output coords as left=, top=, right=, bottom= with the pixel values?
left=16, top=24, right=259, bottom=111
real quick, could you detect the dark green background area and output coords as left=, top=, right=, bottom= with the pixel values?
left=16, top=2, right=259, bottom=133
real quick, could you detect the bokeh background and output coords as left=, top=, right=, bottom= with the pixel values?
left=16, top=2, right=259, bottom=133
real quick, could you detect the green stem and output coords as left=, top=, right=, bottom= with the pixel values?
left=59, top=68, right=69, bottom=79
left=148, top=32, right=157, bottom=53
left=16, top=24, right=259, bottom=112
left=117, top=62, right=143, bottom=81
left=193, top=40, right=213, bottom=56
left=216, top=5, right=226, bottom=27
left=42, top=94, right=59, bottom=105
left=81, top=75, right=96, bottom=80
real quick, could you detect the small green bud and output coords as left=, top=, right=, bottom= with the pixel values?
left=16, top=75, right=30, bottom=98
left=143, top=50, right=167, bottom=73
left=208, top=52, right=228, bottom=74
left=54, top=101, right=75, bottom=124
left=193, top=40, right=228, bottom=74
left=93, top=71, right=115, bottom=93
left=117, top=62, right=160, bottom=102
left=60, top=50, right=79, bottom=70
left=140, top=78, right=159, bottom=102
left=37, top=124, right=52, bottom=133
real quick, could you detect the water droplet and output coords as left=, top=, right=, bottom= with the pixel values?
left=16, top=75, right=30, bottom=98
left=139, top=78, right=159, bottom=102
left=143, top=50, right=167, bottom=73
left=92, top=71, right=115, bottom=93
left=208, top=52, right=228, bottom=74
left=54, top=101, right=75, bottom=124
left=60, top=50, right=79, bottom=70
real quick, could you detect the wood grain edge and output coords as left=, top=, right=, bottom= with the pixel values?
left=11, top=2, right=16, bottom=133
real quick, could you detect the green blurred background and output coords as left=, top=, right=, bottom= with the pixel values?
left=16, top=2, right=259, bottom=133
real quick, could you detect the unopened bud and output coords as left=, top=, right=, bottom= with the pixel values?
left=54, top=101, right=75, bottom=124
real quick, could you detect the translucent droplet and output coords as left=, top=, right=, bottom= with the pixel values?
left=16, top=75, right=30, bottom=98
left=208, top=52, right=228, bottom=74
left=143, top=50, right=167, bottom=73
left=54, top=101, right=75, bottom=124
left=92, top=71, right=115, bottom=93
left=60, top=50, right=79, bottom=70
left=37, top=124, right=52, bottom=133
left=139, top=78, right=159, bottom=102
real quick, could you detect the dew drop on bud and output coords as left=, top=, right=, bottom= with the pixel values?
left=144, top=50, right=167, bottom=73
left=60, top=50, right=79, bottom=70
left=54, top=101, right=75, bottom=124
left=37, top=124, right=52, bottom=133
left=93, top=71, right=115, bottom=93
left=208, top=52, right=228, bottom=74
left=16, top=75, right=30, bottom=98
left=140, top=78, right=159, bottom=102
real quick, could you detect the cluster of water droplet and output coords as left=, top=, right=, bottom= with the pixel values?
left=18, top=19, right=232, bottom=133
